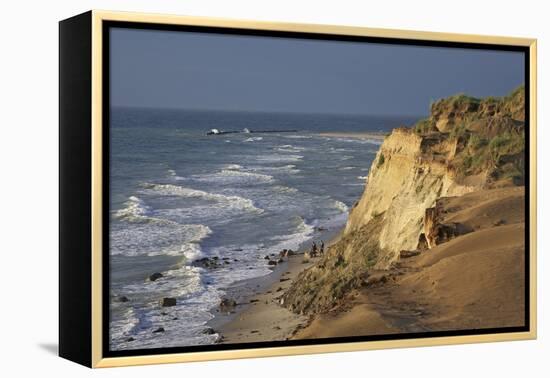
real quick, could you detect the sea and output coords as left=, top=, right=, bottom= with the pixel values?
left=109, top=108, right=418, bottom=350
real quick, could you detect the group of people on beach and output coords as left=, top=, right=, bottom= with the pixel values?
left=309, top=240, right=325, bottom=257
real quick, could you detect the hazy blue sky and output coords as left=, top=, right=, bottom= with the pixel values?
left=110, top=28, right=524, bottom=116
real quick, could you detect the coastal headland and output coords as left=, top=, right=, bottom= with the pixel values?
left=217, top=85, right=526, bottom=342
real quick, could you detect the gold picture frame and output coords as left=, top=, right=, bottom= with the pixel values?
left=59, top=10, right=537, bottom=368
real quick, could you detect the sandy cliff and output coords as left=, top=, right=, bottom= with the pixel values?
left=282, top=86, right=525, bottom=316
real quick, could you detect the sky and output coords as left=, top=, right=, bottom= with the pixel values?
left=110, top=27, right=525, bottom=116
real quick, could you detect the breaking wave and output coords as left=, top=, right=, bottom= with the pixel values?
left=141, top=183, right=264, bottom=214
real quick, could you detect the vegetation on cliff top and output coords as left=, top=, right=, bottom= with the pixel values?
left=414, top=85, right=525, bottom=185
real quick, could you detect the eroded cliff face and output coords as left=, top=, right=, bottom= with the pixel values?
left=282, top=86, right=525, bottom=315
left=344, top=128, right=478, bottom=268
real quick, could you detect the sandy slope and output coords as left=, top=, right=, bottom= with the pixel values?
left=294, top=186, right=526, bottom=338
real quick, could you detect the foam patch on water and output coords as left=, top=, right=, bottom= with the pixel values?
left=110, top=220, right=212, bottom=258
left=224, top=164, right=242, bottom=170
left=332, top=200, right=349, bottom=213
left=255, top=154, right=304, bottom=163
left=113, top=196, right=177, bottom=225
left=247, top=164, right=300, bottom=175
left=190, top=169, right=275, bottom=185
left=275, top=144, right=306, bottom=153
left=141, top=183, right=264, bottom=214
left=243, top=136, right=263, bottom=142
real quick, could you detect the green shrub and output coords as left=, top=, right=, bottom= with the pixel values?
left=488, top=132, right=524, bottom=162
left=377, top=153, right=385, bottom=168
left=414, top=118, right=436, bottom=135
left=449, top=122, right=468, bottom=140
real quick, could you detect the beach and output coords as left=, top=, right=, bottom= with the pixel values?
left=214, top=229, right=343, bottom=343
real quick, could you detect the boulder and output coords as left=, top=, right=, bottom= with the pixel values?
left=153, top=327, right=165, bottom=333
left=160, top=297, right=177, bottom=307
left=219, top=298, right=237, bottom=310
left=267, top=260, right=277, bottom=266
left=117, top=295, right=129, bottom=303
left=202, top=327, right=216, bottom=335
left=149, top=272, right=163, bottom=282
left=192, top=257, right=220, bottom=269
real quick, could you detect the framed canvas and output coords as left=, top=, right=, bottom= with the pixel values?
left=59, top=10, right=537, bottom=368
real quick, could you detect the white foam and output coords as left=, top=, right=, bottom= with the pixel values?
left=332, top=200, right=349, bottom=213
left=243, top=136, right=263, bottom=142
left=189, top=169, right=275, bottom=186
left=110, top=222, right=212, bottom=257
left=255, top=154, right=303, bottom=163
left=109, top=265, right=221, bottom=350
left=141, top=183, right=264, bottom=213
left=248, top=164, right=300, bottom=175
left=272, top=185, right=298, bottom=193
left=113, top=196, right=176, bottom=225
left=224, top=164, right=242, bottom=170
left=284, top=135, right=312, bottom=139
left=275, top=144, right=305, bottom=153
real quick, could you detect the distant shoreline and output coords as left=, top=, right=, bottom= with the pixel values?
left=318, top=132, right=387, bottom=140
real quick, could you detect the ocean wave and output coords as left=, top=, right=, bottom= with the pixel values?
left=332, top=200, right=349, bottom=213
left=255, top=154, right=303, bottom=163
left=272, top=185, right=299, bottom=194
left=275, top=144, right=305, bottom=153
left=141, top=183, right=264, bottom=214
left=267, top=216, right=315, bottom=251
left=243, top=137, right=263, bottom=142
left=357, top=175, right=368, bottom=180
left=114, top=196, right=177, bottom=225
left=109, top=265, right=220, bottom=350
left=110, top=222, right=212, bottom=258
left=248, top=164, right=300, bottom=175
left=224, top=164, right=242, bottom=170
left=338, top=166, right=356, bottom=171
left=190, top=169, right=275, bottom=185
left=284, top=135, right=312, bottom=139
